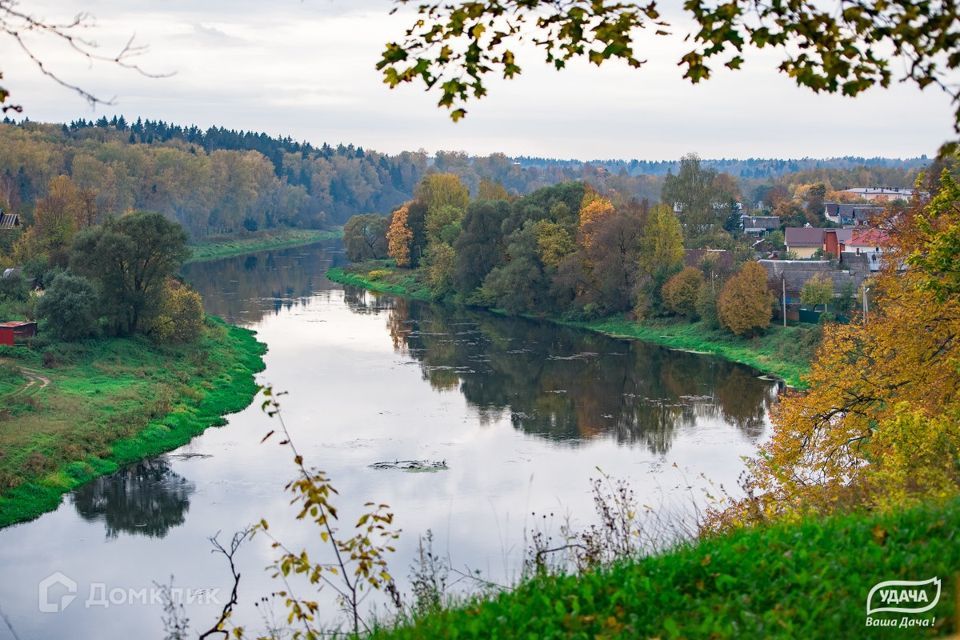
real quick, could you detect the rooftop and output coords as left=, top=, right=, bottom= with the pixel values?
left=785, top=227, right=826, bottom=247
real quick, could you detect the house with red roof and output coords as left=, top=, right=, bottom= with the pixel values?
left=847, top=229, right=889, bottom=271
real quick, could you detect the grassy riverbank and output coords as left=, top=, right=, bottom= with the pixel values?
left=327, top=265, right=815, bottom=387
left=375, top=498, right=958, bottom=638
left=0, top=318, right=266, bottom=528
left=187, top=228, right=341, bottom=263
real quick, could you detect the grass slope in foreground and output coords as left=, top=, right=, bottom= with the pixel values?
left=0, top=318, right=266, bottom=528
left=375, top=498, right=958, bottom=639
left=326, top=265, right=814, bottom=388
left=186, top=228, right=341, bottom=263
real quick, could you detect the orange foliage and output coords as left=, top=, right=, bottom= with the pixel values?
left=717, top=262, right=772, bottom=336
left=387, top=204, right=414, bottom=267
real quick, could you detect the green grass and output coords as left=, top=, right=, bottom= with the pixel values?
left=186, top=228, right=342, bottom=263
left=0, top=318, right=266, bottom=528
left=374, top=498, right=959, bottom=639
left=326, top=265, right=816, bottom=388
left=327, top=264, right=434, bottom=301
left=572, top=318, right=817, bottom=388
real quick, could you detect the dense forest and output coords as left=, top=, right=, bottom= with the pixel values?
left=0, top=117, right=928, bottom=241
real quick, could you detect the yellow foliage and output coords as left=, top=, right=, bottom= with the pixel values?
left=535, top=220, right=575, bottom=269
left=577, top=198, right=615, bottom=252
left=150, top=280, right=204, bottom=343
left=717, top=262, right=772, bottom=336
left=711, top=172, right=960, bottom=530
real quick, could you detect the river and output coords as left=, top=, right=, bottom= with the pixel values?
left=0, top=240, right=779, bottom=638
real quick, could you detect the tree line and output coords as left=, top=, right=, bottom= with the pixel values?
left=0, top=118, right=925, bottom=244
left=344, top=171, right=777, bottom=337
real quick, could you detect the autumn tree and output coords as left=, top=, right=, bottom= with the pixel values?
left=711, top=171, right=960, bottom=528
left=343, top=214, right=389, bottom=262
left=386, top=204, right=414, bottom=267
left=577, top=197, right=615, bottom=253
left=662, top=267, right=704, bottom=319
left=415, top=173, right=469, bottom=216
left=15, top=175, right=95, bottom=266
left=638, top=204, right=683, bottom=278
left=477, top=178, right=509, bottom=201
left=148, top=280, right=205, bottom=343
left=717, top=262, right=773, bottom=336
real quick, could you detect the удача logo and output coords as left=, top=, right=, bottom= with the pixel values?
left=866, top=577, right=941, bottom=616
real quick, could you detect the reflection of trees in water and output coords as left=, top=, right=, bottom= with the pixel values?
left=372, top=298, right=779, bottom=453
left=342, top=286, right=397, bottom=317
left=181, top=242, right=342, bottom=324
left=72, top=458, right=195, bottom=539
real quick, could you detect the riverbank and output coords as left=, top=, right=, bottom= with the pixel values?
left=326, top=265, right=815, bottom=388
left=0, top=318, right=266, bottom=528
left=374, top=497, right=957, bottom=638
left=186, top=228, right=342, bottom=263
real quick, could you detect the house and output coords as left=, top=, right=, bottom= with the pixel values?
left=740, top=215, right=780, bottom=236
left=0, top=212, right=20, bottom=230
left=823, top=202, right=884, bottom=226
left=784, top=227, right=826, bottom=258
left=823, top=228, right=854, bottom=259
left=758, top=260, right=863, bottom=321
left=0, top=321, right=37, bottom=346
left=842, top=187, right=924, bottom=202
left=847, top=228, right=889, bottom=272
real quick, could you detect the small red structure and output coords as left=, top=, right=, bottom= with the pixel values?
left=0, top=321, right=37, bottom=346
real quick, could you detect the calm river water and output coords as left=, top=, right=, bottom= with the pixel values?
left=0, top=241, right=779, bottom=638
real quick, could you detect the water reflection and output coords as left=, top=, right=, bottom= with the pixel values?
left=181, top=241, right=344, bottom=324
left=72, top=458, right=195, bottom=539
left=348, top=290, right=778, bottom=452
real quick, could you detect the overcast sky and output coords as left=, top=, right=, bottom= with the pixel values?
left=1, top=0, right=954, bottom=160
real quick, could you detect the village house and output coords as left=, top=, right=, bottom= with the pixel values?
left=784, top=227, right=826, bottom=259
left=842, top=187, right=924, bottom=202
left=740, top=214, right=780, bottom=237
left=823, top=202, right=884, bottom=226
left=823, top=228, right=854, bottom=259
left=846, top=228, right=889, bottom=272
left=758, top=260, right=864, bottom=322
left=0, top=321, right=37, bottom=346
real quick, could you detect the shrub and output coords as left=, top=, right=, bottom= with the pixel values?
left=696, top=283, right=721, bottom=329
left=149, top=280, right=205, bottom=343
left=35, top=272, right=100, bottom=341
left=0, top=271, right=28, bottom=302
left=661, top=267, right=704, bottom=319
left=718, top=262, right=773, bottom=336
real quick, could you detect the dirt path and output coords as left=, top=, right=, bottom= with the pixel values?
left=2, top=365, right=50, bottom=398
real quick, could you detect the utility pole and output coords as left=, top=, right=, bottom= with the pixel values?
left=862, top=285, right=870, bottom=325
left=782, top=274, right=787, bottom=327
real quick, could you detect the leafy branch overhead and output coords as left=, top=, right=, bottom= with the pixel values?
left=378, top=0, right=960, bottom=127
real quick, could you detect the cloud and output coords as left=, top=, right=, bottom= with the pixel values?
left=1, top=0, right=953, bottom=159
